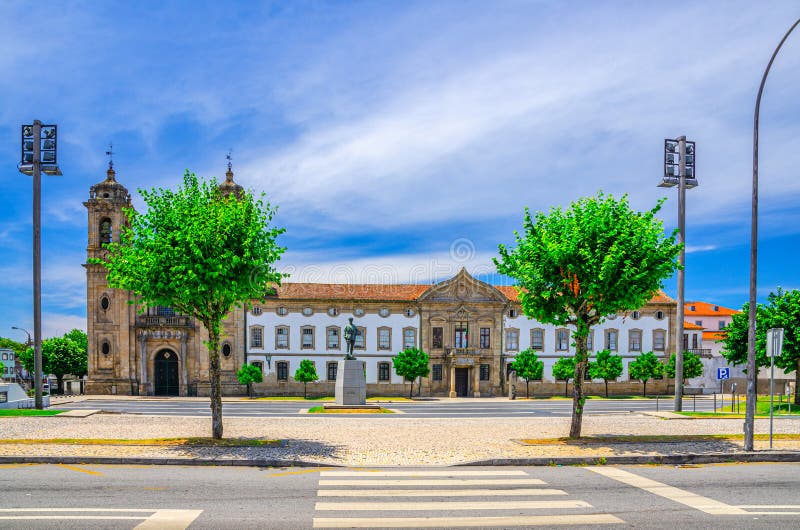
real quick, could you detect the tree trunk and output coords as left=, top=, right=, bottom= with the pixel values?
left=526, top=379, right=530, bottom=398
left=205, top=322, right=223, bottom=440
left=795, top=360, right=800, bottom=406
left=304, top=382, right=307, bottom=399
left=409, top=380, right=413, bottom=399
left=247, top=382, right=252, bottom=399
left=642, top=380, right=647, bottom=398
left=605, top=379, right=609, bottom=398
left=569, top=334, right=589, bottom=438
left=564, top=380, right=569, bottom=397
left=56, top=375, right=63, bottom=395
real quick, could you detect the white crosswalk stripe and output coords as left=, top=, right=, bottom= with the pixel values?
left=313, top=469, right=623, bottom=528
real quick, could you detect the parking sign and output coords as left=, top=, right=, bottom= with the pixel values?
left=717, top=367, right=730, bottom=380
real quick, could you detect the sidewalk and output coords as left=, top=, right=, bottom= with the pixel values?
left=1, top=410, right=798, bottom=467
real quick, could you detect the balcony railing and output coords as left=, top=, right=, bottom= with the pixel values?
left=446, top=348, right=478, bottom=356
left=135, top=315, right=193, bottom=328
left=687, top=348, right=712, bottom=358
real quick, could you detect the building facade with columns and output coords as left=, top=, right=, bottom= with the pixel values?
left=246, top=268, right=679, bottom=397
left=84, top=163, right=245, bottom=396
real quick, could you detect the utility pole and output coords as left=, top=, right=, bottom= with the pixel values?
left=19, top=120, right=61, bottom=409
left=659, top=136, right=697, bottom=412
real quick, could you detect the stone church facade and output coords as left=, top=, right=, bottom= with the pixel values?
left=85, top=166, right=678, bottom=397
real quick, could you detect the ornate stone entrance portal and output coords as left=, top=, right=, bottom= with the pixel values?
left=455, top=368, right=469, bottom=397
left=154, top=349, right=179, bottom=396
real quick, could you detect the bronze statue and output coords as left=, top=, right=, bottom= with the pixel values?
left=344, top=317, right=358, bottom=360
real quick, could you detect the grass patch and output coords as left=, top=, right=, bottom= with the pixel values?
left=0, top=409, right=65, bottom=417
left=0, top=437, right=283, bottom=446
left=253, top=396, right=334, bottom=401
left=307, top=406, right=394, bottom=414
left=520, top=395, right=664, bottom=400
left=517, top=433, right=800, bottom=445
left=677, top=397, right=800, bottom=418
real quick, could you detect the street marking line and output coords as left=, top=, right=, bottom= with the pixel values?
left=736, top=505, right=800, bottom=509
left=54, top=464, right=103, bottom=476
left=312, top=514, right=624, bottom=528
left=0, top=463, right=40, bottom=469
left=586, top=467, right=748, bottom=515
left=321, top=470, right=528, bottom=477
left=317, top=488, right=567, bottom=497
left=745, top=511, right=800, bottom=515
left=0, top=509, right=154, bottom=512
left=269, top=468, right=336, bottom=477
left=315, top=500, right=592, bottom=511
left=134, top=509, right=203, bottom=530
left=319, top=479, right=546, bottom=486
left=0, top=516, right=143, bottom=521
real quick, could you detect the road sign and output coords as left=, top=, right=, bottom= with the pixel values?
left=767, top=328, right=784, bottom=358
left=717, top=367, right=730, bottom=380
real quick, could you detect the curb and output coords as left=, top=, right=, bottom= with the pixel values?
left=458, top=451, right=800, bottom=466
left=0, top=455, right=338, bottom=468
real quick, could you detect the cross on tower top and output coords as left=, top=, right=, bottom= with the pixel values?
left=105, top=142, right=114, bottom=170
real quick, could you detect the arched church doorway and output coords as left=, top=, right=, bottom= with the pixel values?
left=154, top=349, right=179, bottom=396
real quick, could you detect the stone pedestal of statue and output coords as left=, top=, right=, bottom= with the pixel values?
left=334, top=359, right=367, bottom=405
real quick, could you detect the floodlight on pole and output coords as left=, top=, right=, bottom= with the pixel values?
left=658, top=136, right=698, bottom=412
left=18, top=120, right=62, bottom=409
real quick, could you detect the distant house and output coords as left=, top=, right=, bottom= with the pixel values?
left=0, top=348, right=16, bottom=381
left=684, top=301, right=740, bottom=357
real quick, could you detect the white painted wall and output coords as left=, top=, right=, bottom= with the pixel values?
left=247, top=308, right=418, bottom=385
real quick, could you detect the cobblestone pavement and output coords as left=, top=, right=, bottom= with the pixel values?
left=1, top=413, right=799, bottom=465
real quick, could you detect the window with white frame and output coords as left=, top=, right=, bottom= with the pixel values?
left=629, top=329, right=642, bottom=351
left=586, top=331, right=594, bottom=351
left=631, top=310, right=641, bottom=320
left=605, top=329, right=618, bottom=351
left=531, top=328, right=544, bottom=350
left=506, top=329, right=519, bottom=351
left=250, top=326, right=263, bottom=348
left=556, top=329, right=569, bottom=351
left=327, top=327, right=340, bottom=350
left=301, top=327, right=314, bottom=349
left=653, top=329, right=666, bottom=351
left=403, top=328, right=416, bottom=349
left=275, top=326, right=289, bottom=349
left=378, top=327, right=391, bottom=350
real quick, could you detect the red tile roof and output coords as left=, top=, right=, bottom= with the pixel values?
left=684, top=321, right=704, bottom=330
left=685, top=301, right=740, bottom=317
left=270, top=283, right=676, bottom=305
left=703, top=330, right=728, bottom=342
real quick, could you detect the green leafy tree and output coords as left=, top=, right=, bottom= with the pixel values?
left=628, top=351, right=665, bottom=397
left=93, top=171, right=285, bottom=438
left=511, top=348, right=544, bottom=397
left=588, top=349, right=624, bottom=397
left=19, top=336, right=87, bottom=394
left=552, top=357, right=576, bottom=397
left=665, top=350, right=704, bottom=382
left=294, top=359, right=318, bottom=399
left=63, top=329, right=88, bottom=353
left=495, top=193, right=680, bottom=437
left=237, top=363, right=263, bottom=398
left=392, top=348, right=430, bottom=398
left=722, top=289, right=800, bottom=404
left=0, top=337, right=27, bottom=356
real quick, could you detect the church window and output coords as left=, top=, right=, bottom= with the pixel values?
left=432, top=327, right=443, bottom=349
left=454, top=322, right=468, bottom=348
left=99, top=218, right=112, bottom=244
left=222, top=343, right=231, bottom=357
left=100, top=296, right=110, bottom=311
left=101, top=341, right=110, bottom=355
left=432, top=364, right=442, bottom=381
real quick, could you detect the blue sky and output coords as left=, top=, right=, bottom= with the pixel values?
left=1, top=1, right=799, bottom=337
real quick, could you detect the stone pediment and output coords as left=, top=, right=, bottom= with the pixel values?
left=418, top=268, right=508, bottom=303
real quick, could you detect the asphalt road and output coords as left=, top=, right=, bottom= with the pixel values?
left=0, top=463, right=797, bottom=528
left=57, top=397, right=719, bottom=417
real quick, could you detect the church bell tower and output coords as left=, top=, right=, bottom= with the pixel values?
left=83, top=155, right=135, bottom=394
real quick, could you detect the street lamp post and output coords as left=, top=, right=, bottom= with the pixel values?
left=10, top=326, right=31, bottom=384
left=19, top=120, right=61, bottom=409
left=659, top=136, right=697, bottom=412
left=745, top=18, right=800, bottom=452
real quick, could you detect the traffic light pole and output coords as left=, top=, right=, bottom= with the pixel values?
left=674, top=136, right=686, bottom=412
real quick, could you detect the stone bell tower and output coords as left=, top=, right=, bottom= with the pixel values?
left=83, top=158, right=136, bottom=395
